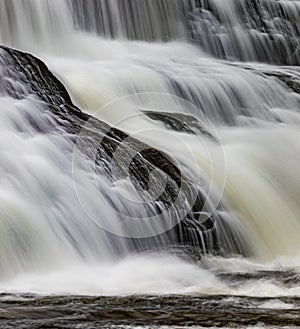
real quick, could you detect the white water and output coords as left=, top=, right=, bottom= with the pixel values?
left=1, top=253, right=300, bottom=297
left=0, top=0, right=300, bottom=296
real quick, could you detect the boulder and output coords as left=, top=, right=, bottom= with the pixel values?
left=0, top=46, right=249, bottom=257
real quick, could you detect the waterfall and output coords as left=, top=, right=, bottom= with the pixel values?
left=0, top=0, right=299, bottom=64
left=188, top=0, right=300, bottom=65
left=0, top=0, right=73, bottom=51
left=69, top=0, right=197, bottom=41
left=0, top=0, right=299, bottom=294
left=0, top=0, right=196, bottom=46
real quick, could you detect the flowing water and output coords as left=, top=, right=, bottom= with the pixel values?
left=0, top=0, right=300, bottom=327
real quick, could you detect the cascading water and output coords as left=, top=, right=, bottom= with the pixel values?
left=70, top=0, right=197, bottom=41
left=0, top=0, right=299, bottom=320
left=188, top=0, right=300, bottom=65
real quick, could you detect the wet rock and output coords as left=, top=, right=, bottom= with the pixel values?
left=144, top=110, right=217, bottom=141
left=188, top=0, right=300, bottom=65
left=0, top=45, right=249, bottom=257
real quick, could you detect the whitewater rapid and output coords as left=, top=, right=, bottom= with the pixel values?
left=1, top=253, right=300, bottom=297
left=44, top=39, right=300, bottom=262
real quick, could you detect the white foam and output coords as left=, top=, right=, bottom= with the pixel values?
left=0, top=254, right=224, bottom=296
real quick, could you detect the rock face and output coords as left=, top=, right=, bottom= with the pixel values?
left=143, top=110, right=217, bottom=141
left=0, top=46, right=249, bottom=257
left=188, top=0, right=300, bottom=65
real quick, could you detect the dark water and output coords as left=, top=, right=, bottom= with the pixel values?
left=1, top=269, right=299, bottom=328
left=0, top=293, right=299, bottom=328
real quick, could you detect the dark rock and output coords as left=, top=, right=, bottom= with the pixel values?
left=143, top=110, right=217, bottom=141
left=0, top=45, right=249, bottom=257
